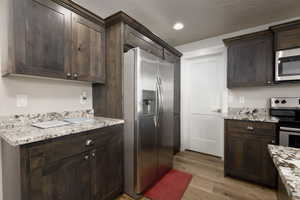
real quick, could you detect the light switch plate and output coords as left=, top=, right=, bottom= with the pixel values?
left=80, top=92, right=88, bottom=104
left=16, top=95, right=28, bottom=107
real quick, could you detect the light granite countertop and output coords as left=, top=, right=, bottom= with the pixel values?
left=268, top=145, right=300, bottom=200
left=223, top=107, right=279, bottom=123
left=223, top=114, right=279, bottom=123
left=0, top=110, right=124, bottom=146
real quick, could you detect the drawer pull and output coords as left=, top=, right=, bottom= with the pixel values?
left=246, top=126, right=254, bottom=131
left=73, top=73, right=79, bottom=79
left=84, top=155, right=89, bottom=160
left=85, top=139, right=95, bottom=147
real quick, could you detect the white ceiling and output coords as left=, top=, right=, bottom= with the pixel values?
left=74, top=0, right=300, bottom=46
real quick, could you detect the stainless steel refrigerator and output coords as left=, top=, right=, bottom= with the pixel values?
left=124, top=48, right=174, bottom=198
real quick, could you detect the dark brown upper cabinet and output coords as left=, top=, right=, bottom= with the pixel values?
left=224, top=31, right=274, bottom=89
left=271, top=20, right=300, bottom=51
left=6, top=0, right=72, bottom=79
left=94, top=11, right=182, bottom=118
left=124, top=25, right=164, bottom=58
left=72, top=13, right=106, bottom=83
left=2, top=0, right=105, bottom=83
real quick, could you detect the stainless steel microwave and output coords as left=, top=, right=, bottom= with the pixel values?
left=276, top=48, right=300, bottom=81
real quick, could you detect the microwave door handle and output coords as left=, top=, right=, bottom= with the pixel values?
left=280, top=127, right=300, bottom=133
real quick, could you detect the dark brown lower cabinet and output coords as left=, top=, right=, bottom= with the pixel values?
left=91, top=137, right=123, bottom=199
left=224, top=120, right=277, bottom=188
left=2, top=125, right=123, bottom=200
left=277, top=176, right=290, bottom=200
left=30, top=152, right=92, bottom=200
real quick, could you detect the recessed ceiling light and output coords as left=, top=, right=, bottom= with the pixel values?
left=173, top=22, right=184, bottom=30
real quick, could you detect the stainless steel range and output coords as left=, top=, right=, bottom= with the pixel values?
left=270, top=97, right=300, bottom=148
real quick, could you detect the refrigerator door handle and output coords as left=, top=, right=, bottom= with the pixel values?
left=154, top=77, right=159, bottom=127
left=156, top=76, right=161, bottom=127
left=158, top=76, right=163, bottom=113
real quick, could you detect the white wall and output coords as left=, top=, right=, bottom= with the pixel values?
left=177, top=16, right=300, bottom=109
left=0, top=76, right=93, bottom=116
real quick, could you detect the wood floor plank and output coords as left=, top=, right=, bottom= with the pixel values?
left=117, top=151, right=277, bottom=200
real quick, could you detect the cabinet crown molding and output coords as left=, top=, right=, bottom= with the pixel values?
left=270, top=19, right=300, bottom=32
left=105, top=11, right=183, bottom=57
left=223, top=30, right=273, bottom=46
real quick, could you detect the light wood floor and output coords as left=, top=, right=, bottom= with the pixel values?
left=117, top=151, right=277, bottom=200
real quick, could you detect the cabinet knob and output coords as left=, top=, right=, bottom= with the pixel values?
left=85, top=139, right=95, bottom=147
left=91, top=152, right=96, bottom=158
left=267, top=81, right=272, bottom=84
left=246, top=126, right=254, bottom=131
left=73, top=73, right=78, bottom=79
left=84, top=155, right=89, bottom=160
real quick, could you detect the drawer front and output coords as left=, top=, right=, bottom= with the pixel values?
left=28, top=125, right=123, bottom=170
left=124, top=25, right=163, bottom=58
left=226, top=120, right=276, bottom=137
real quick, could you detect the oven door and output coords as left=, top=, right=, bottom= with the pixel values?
left=276, top=48, right=300, bottom=81
left=280, top=127, right=300, bottom=148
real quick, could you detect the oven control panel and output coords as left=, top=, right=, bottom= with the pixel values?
left=271, top=97, right=300, bottom=109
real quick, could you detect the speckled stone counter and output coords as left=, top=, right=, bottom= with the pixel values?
left=223, top=107, right=279, bottom=123
left=223, top=114, right=279, bottom=123
left=0, top=110, right=124, bottom=146
left=268, top=145, right=300, bottom=200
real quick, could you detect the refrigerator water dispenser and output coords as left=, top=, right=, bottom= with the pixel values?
left=142, top=90, right=156, bottom=115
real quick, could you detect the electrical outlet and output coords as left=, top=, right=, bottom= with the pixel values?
left=16, top=95, right=28, bottom=107
left=80, top=92, right=88, bottom=104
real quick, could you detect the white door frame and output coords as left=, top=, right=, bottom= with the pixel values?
left=181, top=46, right=228, bottom=159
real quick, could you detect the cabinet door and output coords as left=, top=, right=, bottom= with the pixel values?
left=91, top=130, right=123, bottom=200
left=14, top=0, right=71, bottom=79
left=273, top=24, right=300, bottom=50
left=225, top=134, right=247, bottom=177
left=72, top=13, right=105, bottom=83
left=225, top=128, right=277, bottom=187
left=244, top=136, right=277, bottom=187
left=278, top=177, right=290, bottom=200
left=29, top=153, right=91, bottom=200
left=227, top=32, right=273, bottom=88
left=260, top=137, right=277, bottom=188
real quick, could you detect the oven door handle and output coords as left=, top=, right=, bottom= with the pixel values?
left=280, top=127, right=300, bottom=133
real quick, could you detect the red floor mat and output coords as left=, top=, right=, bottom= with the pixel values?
left=144, top=169, right=193, bottom=200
